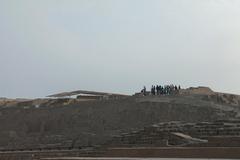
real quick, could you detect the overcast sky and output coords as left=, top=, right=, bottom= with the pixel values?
left=1, top=0, right=240, bottom=98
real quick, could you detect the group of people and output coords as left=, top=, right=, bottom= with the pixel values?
left=141, top=84, right=181, bottom=96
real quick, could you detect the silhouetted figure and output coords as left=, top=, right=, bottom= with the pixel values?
left=151, top=85, right=154, bottom=95
left=142, top=86, right=146, bottom=96
left=157, top=85, right=159, bottom=95
left=175, top=85, right=178, bottom=90
left=153, top=86, right=156, bottom=95
left=160, top=85, right=163, bottom=94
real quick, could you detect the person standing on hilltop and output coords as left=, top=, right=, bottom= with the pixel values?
left=153, top=86, right=156, bottom=95
left=156, top=85, right=159, bottom=95
left=151, top=85, right=155, bottom=95
left=160, top=85, right=163, bottom=95
left=141, top=86, right=147, bottom=96
left=143, top=86, right=146, bottom=96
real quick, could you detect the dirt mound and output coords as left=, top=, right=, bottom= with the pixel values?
left=0, top=91, right=239, bottom=151
left=0, top=98, right=31, bottom=107
left=204, top=93, right=240, bottom=106
left=180, top=86, right=214, bottom=95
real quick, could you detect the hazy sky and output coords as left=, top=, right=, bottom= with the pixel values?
left=1, top=0, right=240, bottom=98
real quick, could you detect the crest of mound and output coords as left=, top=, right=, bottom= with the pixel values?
left=181, top=86, right=214, bottom=95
